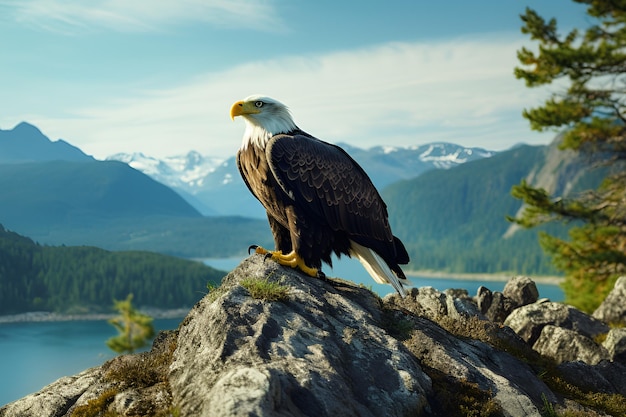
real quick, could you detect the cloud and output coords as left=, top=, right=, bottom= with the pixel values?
left=16, top=35, right=556, bottom=159
left=0, top=0, right=282, bottom=33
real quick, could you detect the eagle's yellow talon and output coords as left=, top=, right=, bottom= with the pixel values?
left=251, top=247, right=318, bottom=277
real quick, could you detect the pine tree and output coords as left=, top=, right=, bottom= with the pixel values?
left=106, top=294, right=155, bottom=354
left=510, top=1, right=626, bottom=312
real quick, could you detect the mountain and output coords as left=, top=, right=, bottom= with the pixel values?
left=0, top=122, right=271, bottom=257
left=338, top=141, right=495, bottom=187
left=106, top=151, right=224, bottom=216
left=383, top=138, right=606, bottom=275
left=108, top=142, right=496, bottom=218
left=0, top=122, right=93, bottom=163
left=0, top=160, right=201, bottom=229
left=3, top=121, right=605, bottom=276
left=107, top=150, right=223, bottom=192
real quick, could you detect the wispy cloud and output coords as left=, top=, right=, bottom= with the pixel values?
left=0, top=0, right=282, bottom=33
left=14, top=35, right=555, bottom=158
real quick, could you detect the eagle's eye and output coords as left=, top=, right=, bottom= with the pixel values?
left=254, top=101, right=264, bottom=108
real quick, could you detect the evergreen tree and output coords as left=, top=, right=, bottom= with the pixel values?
left=510, top=1, right=626, bottom=312
left=106, top=294, right=155, bottom=354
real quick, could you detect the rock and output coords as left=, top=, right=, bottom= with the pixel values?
left=476, top=285, right=492, bottom=314
left=602, top=327, right=626, bottom=363
left=0, top=330, right=177, bottom=417
left=169, top=255, right=431, bottom=417
left=484, top=291, right=516, bottom=322
left=474, top=286, right=516, bottom=323
left=0, top=367, right=102, bottom=417
left=532, top=325, right=610, bottom=365
left=503, top=276, right=539, bottom=307
left=402, top=315, right=554, bottom=417
left=558, top=360, right=626, bottom=396
left=593, top=276, right=626, bottom=326
left=400, top=286, right=449, bottom=319
left=3, top=257, right=626, bottom=417
left=386, top=286, right=482, bottom=323
left=504, top=301, right=610, bottom=346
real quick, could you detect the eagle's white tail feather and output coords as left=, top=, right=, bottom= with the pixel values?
left=349, top=241, right=408, bottom=297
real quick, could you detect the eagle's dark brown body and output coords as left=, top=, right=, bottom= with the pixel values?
left=236, top=130, right=409, bottom=278
left=231, top=95, right=410, bottom=295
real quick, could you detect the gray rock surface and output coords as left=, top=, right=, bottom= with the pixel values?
left=403, top=315, right=552, bottom=417
left=532, top=325, right=610, bottom=365
left=169, top=256, right=431, bottom=417
left=503, top=275, right=539, bottom=307
left=0, top=367, right=101, bottom=417
left=474, top=285, right=517, bottom=323
left=485, top=291, right=516, bottom=322
left=2, top=256, right=625, bottom=417
left=593, top=276, right=626, bottom=326
left=557, top=360, right=626, bottom=396
left=504, top=301, right=609, bottom=346
left=387, top=286, right=482, bottom=323
left=603, top=327, right=626, bottom=363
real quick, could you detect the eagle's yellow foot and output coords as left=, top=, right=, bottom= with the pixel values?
left=249, top=245, right=320, bottom=278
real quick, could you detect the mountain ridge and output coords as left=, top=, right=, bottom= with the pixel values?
left=0, top=121, right=605, bottom=276
left=383, top=139, right=606, bottom=275
left=0, top=122, right=93, bottom=163
left=108, top=141, right=496, bottom=217
left=0, top=122, right=272, bottom=256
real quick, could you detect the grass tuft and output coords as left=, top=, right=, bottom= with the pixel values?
left=70, top=388, right=118, bottom=417
left=241, top=276, right=290, bottom=301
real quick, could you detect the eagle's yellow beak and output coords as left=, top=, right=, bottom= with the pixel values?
left=230, top=100, right=260, bottom=120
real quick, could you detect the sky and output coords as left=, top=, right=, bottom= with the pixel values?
left=0, top=0, right=592, bottom=160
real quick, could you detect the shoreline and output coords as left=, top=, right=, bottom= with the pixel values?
left=0, top=274, right=564, bottom=324
left=0, top=308, right=189, bottom=325
left=406, top=270, right=564, bottom=285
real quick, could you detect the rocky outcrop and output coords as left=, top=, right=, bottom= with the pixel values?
left=532, top=325, right=611, bottom=365
left=603, top=328, right=626, bottom=363
left=503, top=275, right=539, bottom=307
left=169, top=258, right=430, bottom=417
left=593, top=275, right=626, bottom=326
left=2, top=257, right=625, bottom=417
left=504, top=301, right=610, bottom=346
left=475, top=276, right=538, bottom=322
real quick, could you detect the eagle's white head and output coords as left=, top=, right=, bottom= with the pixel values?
left=230, top=95, right=298, bottom=150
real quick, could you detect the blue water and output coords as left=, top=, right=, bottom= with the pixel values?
left=0, top=318, right=182, bottom=406
left=0, top=257, right=563, bottom=407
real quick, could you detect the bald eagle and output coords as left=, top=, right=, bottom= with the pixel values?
left=231, top=95, right=410, bottom=296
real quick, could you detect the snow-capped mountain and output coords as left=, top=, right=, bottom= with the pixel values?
left=337, top=142, right=496, bottom=188
left=408, top=143, right=495, bottom=168
left=107, top=142, right=496, bottom=218
left=106, top=151, right=224, bottom=193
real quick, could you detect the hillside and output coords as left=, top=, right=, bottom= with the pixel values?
left=0, top=122, right=272, bottom=256
left=0, top=158, right=273, bottom=257
left=0, top=122, right=92, bottom=163
left=0, top=160, right=200, bottom=230
left=383, top=142, right=605, bottom=275
left=0, top=225, right=224, bottom=315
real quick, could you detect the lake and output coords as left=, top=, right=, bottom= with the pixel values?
left=0, top=257, right=563, bottom=406
left=0, top=318, right=182, bottom=406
